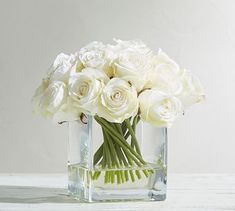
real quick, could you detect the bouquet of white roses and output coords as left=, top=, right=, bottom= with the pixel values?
left=32, top=39, right=204, bottom=184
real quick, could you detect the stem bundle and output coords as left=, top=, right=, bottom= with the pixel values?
left=92, top=115, right=153, bottom=184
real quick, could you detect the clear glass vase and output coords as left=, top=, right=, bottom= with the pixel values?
left=67, top=115, right=167, bottom=202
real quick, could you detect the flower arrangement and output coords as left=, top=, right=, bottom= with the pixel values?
left=33, top=39, right=204, bottom=185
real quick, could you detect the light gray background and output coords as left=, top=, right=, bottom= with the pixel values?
left=0, top=0, right=234, bottom=173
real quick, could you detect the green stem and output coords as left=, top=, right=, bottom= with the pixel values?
left=95, top=115, right=146, bottom=165
left=104, top=129, right=120, bottom=168
left=115, top=144, right=130, bottom=182
left=102, top=144, right=106, bottom=168
left=114, top=144, right=124, bottom=166
left=92, top=115, right=153, bottom=184
left=105, top=126, right=143, bottom=167
left=124, top=116, right=141, bottom=140
left=125, top=119, right=141, bottom=155
left=102, top=128, right=111, bottom=169
left=131, top=115, right=139, bottom=146
left=121, top=121, right=128, bottom=136
left=93, top=144, right=103, bottom=165
left=129, top=170, right=135, bottom=182
left=114, top=123, right=123, bottom=136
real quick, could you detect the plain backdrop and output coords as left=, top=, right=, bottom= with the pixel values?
left=0, top=0, right=234, bottom=173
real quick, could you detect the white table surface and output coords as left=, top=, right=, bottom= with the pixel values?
left=0, top=174, right=234, bottom=211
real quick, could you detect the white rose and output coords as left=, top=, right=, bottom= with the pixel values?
left=79, top=41, right=114, bottom=77
left=69, top=67, right=109, bottom=115
left=112, top=39, right=153, bottom=92
left=48, top=53, right=83, bottom=83
left=146, top=50, right=182, bottom=94
left=178, top=69, right=205, bottom=108
left=112, top=39, right=152, bottom=55
left=139, top=89, right=182, bottom=127
left=98, top=78, right=139, bottom=123
left=53, top=97, right=82, bottom=123
left=151, top=49, right=179, bottom=71
left=32, top=80, right=67, bottom=118
left=113, top=49, right=153, bottom=92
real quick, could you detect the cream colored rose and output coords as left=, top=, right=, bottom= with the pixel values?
left=53, top=97, right=82, bottom=123
left=98, top=78, right=139, bottom=123
left=146, top=50, right=182, bottom=94
left=112, top=39, right=152, bottom=55
left=139, top=89, right=182, bottom=127
left=113, top=50, right=153, bottom=92
left=151, top=49, right=179, bottom=71
left=48, top=53, right=83, bottom=83
left=32, top=80, right=67, bottom=118
left=69, top=68, right=109, bottom=115
left=178, top=69, right=205, bottom=108
left=79, top=41, right=114, bottom=77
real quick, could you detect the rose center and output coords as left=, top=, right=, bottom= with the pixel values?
left=78, top=82, right=89, bottom=97
left=157, top=99, right=172, bottom=117
left=111, top=91, right=122, bottom=101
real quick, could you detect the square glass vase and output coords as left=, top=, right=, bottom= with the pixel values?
left=67, top=116, right=167, bottom=202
